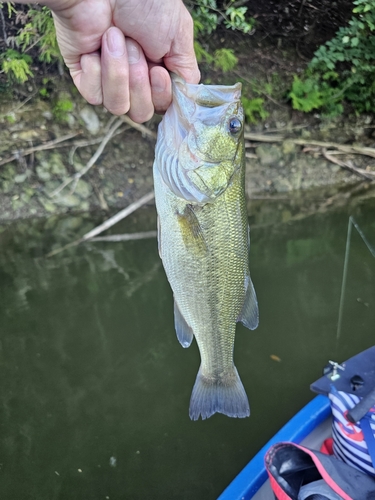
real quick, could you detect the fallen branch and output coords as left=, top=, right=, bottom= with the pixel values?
left=244, top=133, right=375, bottom=159
left=0, top=131, right=81, bottom=166
left=90, top=231, right=157, bottom=242
left=68, top=127, right=127, bottom=164
left=244, top=133, right=284, bottom=144
left=120, top=115, right=157, bottom=140
left=49, top=119, right=124, bottom=198
left=322, top=149, right=375, bottom=182
left=46, top=191, right=155, bottom=257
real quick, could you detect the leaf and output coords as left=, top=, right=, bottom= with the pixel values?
left=351, top=37, right=359, bottom=46
left=242, top=96, right=269, bottom=123
left=213, top=48, right=238, bottom=72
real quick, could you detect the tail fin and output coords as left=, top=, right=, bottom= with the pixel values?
left=189, top=366, right=250, bottom=421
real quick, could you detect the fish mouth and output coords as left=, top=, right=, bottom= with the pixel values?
left=171, top=74, right=242, bottom=133
left=171, top=74, right=242, bottom=106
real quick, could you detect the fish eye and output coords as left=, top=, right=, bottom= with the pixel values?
left=228, top=116, right=242, bottom=135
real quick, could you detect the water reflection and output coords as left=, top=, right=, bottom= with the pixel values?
left=0, top=199, right=374, bottom=499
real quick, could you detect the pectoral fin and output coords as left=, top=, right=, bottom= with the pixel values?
left=174, top=300, right=194, bottom=348
left=238, top=275, right=259, bottom=330
left=177, top=205, right=208, bottom=255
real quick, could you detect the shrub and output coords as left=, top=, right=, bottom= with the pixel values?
left=0, top=3, right=61, bottom=86
left=289, top=0, right=375, bottom=115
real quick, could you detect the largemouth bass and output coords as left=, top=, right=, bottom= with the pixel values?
left=153, top=75, right=259, bottom=420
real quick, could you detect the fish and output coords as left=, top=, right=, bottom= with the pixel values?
left=153, top=75, right=259, bottom=420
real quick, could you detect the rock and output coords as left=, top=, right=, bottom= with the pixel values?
left=36, top=166, right=51, bottom=182
left=73, top=162, right=85, bottom=172
left=55, top=216, right=83, bottom=232
left=272, top=178, right=293, bottom=192
left=49, top=153, right=68, bottom=177
left=256, top=144, right=282, bottom=166
left=79, top=106, right=101, bottom=135
left=66, top=114, right=76, bottom=128
left=54, top=193, right=81, bottom=208
left=43, top=180, right=61, bottom=194
left=282, top=140, right=297, bottom=156
left=12, top=198, right=25, bottom=210
left=23, top=187, right=35, bottom=198
left=74, top=180, right=93, bottom=199
left=2, top=164, right=16, bottom=180
left=39, top=198, right=58, bottom=213
left=1, top=180, right=15, bottom=193
left=17, top=129, right=41, bottom=141
left=14, top=173, right=28, bottom=183
left=42, top=111, right=53, bottom=120
left=80, top=201, right=90, bottom=211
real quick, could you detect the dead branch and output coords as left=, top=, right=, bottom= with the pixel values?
left=0, top=131, right=81, bottom=166
left=244, top=133, right=284, bottom=144
left=49, top=119, right=123, bottom=198
left=120, top=115, right=157, bottom=140
left=46, top=191, right=155, bottom=257
left=92, top=183, right=109, bottom=211
left=90, top=231, right=157, bottom=242
left=322, top=149, right=375, bottom=182
left=244, top=133, right=375, bottom=159
left=68, top=127, right=127, bottom=164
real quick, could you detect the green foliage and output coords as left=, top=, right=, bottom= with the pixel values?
left=26, top=7, right=61, bottom=63
left=290, top=0, right=375, bottom=115
left=189, top=0, right=255, bottom=36
left=242, top=96, right=269, bottom=123
left=189, top=0, right=254, bottom=71
left=194, top=40, right=214, bottom=64
left=194, top=43, right=238, bottom=72
left=213, top=48, right=238, bottom=72
left=289, top=76, right=324, bottom=112
left=0, top=5, right=61, bottom=87
left=52, top=97, right=73, bottom=122
left=0, top=49, right=33, bottom=83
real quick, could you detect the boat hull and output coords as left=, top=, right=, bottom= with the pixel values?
left=217, top=394, right=331, bottom=500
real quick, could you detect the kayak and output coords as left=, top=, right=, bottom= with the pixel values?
left=218, top=345, right=375, bottom=500
left=218, top=395, right=331, bottom=500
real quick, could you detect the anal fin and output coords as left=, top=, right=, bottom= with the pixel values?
left=174, top=300, right=194, bottom=348
left=238, top=275, right=259, bottom=330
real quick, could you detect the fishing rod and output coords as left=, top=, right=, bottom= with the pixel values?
left=336, top=216, right=375, bottom=340
left=336, top=216, right=375, bottom=424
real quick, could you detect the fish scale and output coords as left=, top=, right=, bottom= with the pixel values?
left=153, top=75, right=259, bottom=420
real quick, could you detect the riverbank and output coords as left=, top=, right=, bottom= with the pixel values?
left=1, top=26, right=375, bottom=224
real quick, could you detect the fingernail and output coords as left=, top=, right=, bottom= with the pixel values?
left=126, top=39, right=141, bottom=65
left=107, top=28, right=125, bottom=57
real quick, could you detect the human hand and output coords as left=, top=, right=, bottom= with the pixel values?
left=47, top=0, right=200, bottom=122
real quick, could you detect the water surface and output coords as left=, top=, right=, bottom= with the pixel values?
left=0, top=198, right=374, bottom=499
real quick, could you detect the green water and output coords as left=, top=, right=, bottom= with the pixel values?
left=0, top=199, right=374, bottom=500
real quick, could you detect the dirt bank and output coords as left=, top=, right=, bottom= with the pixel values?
left=1, top=5, right=375, bottom=223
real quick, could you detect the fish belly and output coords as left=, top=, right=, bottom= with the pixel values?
left=154, top=164, right=253, bottom=420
